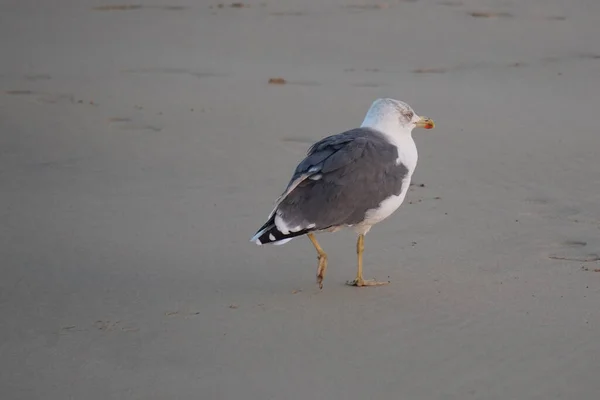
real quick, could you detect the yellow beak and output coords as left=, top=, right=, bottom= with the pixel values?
left=415, top=116, right=435, bottom=129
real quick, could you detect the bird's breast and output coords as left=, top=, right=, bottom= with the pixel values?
left=361, top=174, right=412, bottom=226
left=392, top=137, right=418, bottom=172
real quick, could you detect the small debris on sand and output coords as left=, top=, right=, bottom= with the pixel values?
left=412, top=68, right=447, bottom=74
left=268, top=77, right=287, bottom=84
left=93, top=5, right=142, bottom=11
left=345, top=4, right=389, bottom=10
left=468, top=11, right=512, bottom=18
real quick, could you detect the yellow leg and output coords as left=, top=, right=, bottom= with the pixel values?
left=307, top=233, right=328, bottom=289
left=346, top=234, right=389, bottom=287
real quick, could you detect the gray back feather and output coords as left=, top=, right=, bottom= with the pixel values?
left=278, top=127, right=408, bottom=229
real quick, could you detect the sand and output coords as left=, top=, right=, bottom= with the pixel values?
left=2, top=0, right=600, bottom=399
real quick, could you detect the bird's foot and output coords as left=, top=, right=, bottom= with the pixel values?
left=345, top=277, right=390, bottom=287
left=316, top=254, right=328, bottom=290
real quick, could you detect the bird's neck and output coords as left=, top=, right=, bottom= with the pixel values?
left=361, top=115, right=418, bottom=171
left=392, top=134, right=418, bottom=173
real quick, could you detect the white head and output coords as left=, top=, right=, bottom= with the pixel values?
left=360, top=98, right=434, bottom=135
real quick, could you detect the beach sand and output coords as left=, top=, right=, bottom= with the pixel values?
left=2, top=1, right=600, bottom=399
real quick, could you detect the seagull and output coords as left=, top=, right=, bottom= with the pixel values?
left=250, top=98, right=435, bottom=289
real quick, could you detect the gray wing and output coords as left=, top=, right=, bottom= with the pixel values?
left=276, top=127, right=408, bottom=230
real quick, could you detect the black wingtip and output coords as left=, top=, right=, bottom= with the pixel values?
left=251, top=223, right=312, bottom=246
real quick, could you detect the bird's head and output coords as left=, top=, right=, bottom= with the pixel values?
left=361, top=98, right=435, bottom=134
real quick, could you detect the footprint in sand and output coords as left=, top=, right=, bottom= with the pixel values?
left=23, top=74, right=52, bottom=81
left=109, top=117, right=163, bottom=133
left=545, top=239, right=600, bottom=263
left=546, top=16, right=567, bottom=21
left=93, top=5, right=188, bottom=11
left=267, top=78, right=321, bottom=87
left=344, top=4, right=390, bottom=10
left=5, top=90, right=76, bottom=105
left=60, top=320, right=139, bottom=335
left=164, top=310, right=201, bottom=318
left=524, top=197, right=551, bottom=205
left=468, top=11, right=513, bottom=19
left=562, top=240, right=588, bottom=248
left=269, top=11, right=307, bottom=16
left=412, top=67, right=448, bottom=74
left=122, top=67, right=227, bottom=79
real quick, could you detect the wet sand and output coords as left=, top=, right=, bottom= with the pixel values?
left=2, top=1, right=600, bottom=399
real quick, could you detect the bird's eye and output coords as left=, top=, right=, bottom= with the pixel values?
left=403, top=111, right=414, bottom=120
